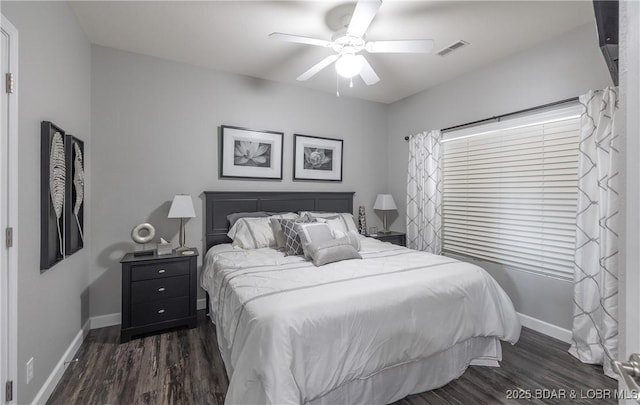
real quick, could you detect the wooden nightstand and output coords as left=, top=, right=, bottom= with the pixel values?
left=370, top=231, right=406, bottom=247
left=120, top=249, right=198, bottom=343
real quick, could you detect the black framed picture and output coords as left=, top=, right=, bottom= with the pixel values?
left=220, top=125, right=284, bottom=180
left=41, top=121, right=66, bottom=270
left=293, top=134, right=343, bottom=182
left=65, top=135, right=85, bottom=256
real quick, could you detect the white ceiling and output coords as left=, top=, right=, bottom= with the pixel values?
left=69, top=1, right=596, bottom=104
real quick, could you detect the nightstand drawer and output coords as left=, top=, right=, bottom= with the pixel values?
left=130, top=260, right=189, bottom=281
left=131, top=296, right=189, bottom=326
left=131, top=275, right=189, bottom=304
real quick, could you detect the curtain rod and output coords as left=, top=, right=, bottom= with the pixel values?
left=403, top=96, right=579, bottom=141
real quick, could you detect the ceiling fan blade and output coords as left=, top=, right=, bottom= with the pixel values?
left=358, top=56, right=380, bottom=85
left=269, top=32, right=332, bottom=48
left=346, top=0, right=382, bottom=38
left=297, top=54, right=339, bottom=81
left=366, top=39, right=435, bottom=54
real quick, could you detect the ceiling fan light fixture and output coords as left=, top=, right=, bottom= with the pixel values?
left=335, top=53, right=363, bottom=78
left=271, top=0, right=432, bottom=86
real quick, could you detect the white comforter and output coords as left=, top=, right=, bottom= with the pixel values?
left=201, top=237, right=521, bottom=405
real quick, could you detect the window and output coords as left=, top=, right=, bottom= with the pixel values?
left=441, top=105, right=581, bottom=279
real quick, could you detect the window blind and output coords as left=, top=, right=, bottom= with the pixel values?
left=442, top=108, right=580, bottom=279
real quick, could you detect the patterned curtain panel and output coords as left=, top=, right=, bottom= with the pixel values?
left=406, top=130, right=442, bottom=253
left=569, top=87, right=620, bottom=378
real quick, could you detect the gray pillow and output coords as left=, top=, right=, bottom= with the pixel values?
left=227, top=211, right=271, bottom=228
left=278, top=218, right=311, bottom=256
left=306, top=237, right=363, bottom=266
left=296, top=222, right=334, bottom=258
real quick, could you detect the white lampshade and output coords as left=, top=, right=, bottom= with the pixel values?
left=335, top=54, right=364, bottom=78
left=373, top=194, right=397, bottom=211
left=168, top=194, right=195, bottom=218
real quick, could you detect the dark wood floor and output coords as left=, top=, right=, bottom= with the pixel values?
left=48, top=313, right=616, bottom=405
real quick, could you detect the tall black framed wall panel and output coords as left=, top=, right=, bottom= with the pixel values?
left=41, top=121, right=66, bottom=270
left=65, top=135, right=84, bottom=255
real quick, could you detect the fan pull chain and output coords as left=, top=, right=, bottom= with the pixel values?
left=349, top=78, right=354, bottom=88
left=336, top=74, right=340, bottom=97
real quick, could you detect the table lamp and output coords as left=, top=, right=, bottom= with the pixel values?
left=168, top=194, right=196, bottom=252
left=373, top=194, right=397, bottom=234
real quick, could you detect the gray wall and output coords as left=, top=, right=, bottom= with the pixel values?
left=386, top=23, right=613, bottom=330
left=2, top=2, right=92, bottom=403
left=89, top=46, right=389, bottom=317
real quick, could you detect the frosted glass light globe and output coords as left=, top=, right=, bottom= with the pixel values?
left=335, top=54, right=363, bottom=78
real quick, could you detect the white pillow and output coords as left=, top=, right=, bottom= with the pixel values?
left=300, top=212, right=358, bottom=233
left=228, top=213, right=298, bottom=249
left=316, top=217, right=348, bottom=238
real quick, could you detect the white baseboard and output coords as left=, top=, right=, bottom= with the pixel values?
left=197, top=298, right=206, bottom=310
left=517, top=312, right=572, bottom=343
left=32, top=320, right=90, bottom=405
left=89, top=299, right=207, bottom=330
left=90, top=312, right=121, bottom=329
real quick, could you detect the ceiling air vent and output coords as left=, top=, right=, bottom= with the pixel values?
left=437, top=40, right=470, bottom=57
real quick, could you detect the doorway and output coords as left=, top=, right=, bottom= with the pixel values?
left=1, top=14, right=18, bottom=405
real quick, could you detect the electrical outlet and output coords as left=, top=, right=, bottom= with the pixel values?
left=26, top=357, right=34, bottom=384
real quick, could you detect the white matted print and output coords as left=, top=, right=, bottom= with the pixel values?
left=293, top=134, right=343, bottom=181
left=220, top=125, right=283, bottom=180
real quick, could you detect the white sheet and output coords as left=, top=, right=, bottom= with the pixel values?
left=201, top=237, right=521, bottom=405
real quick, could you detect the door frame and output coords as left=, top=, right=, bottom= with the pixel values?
left=0, top=14, right=18, bottom=405
left=620, top=1, right=640, bottom=403
left=623, top=0, right=640, bottom=356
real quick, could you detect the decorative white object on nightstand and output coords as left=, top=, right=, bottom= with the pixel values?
left=168, top=194, right=196, bottom=252
left=373, top=194, right=397, bottom=234
left=156, top=238, right=173, bottom=256
left=131, top=223, right=156, bottom=256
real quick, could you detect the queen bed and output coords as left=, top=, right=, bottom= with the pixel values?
left=201, top=191, right=521, bottom=405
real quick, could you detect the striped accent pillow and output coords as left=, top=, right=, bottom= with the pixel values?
left=227, top=213, right=298, bottom=249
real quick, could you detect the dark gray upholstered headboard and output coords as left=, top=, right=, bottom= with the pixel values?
left=203, top=191, right=355, bottom=252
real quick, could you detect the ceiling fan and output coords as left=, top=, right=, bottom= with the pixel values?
left=269, top=0, right=434, bottom=86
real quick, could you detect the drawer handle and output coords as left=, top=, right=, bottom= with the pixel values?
left=158, top=287, right=166, bottom=292
left=158, top=309, right=165, bottom=314
left=158, top=269, right=166, bottom=274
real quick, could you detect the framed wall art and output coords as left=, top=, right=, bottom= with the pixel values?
left=220, top=125, right=284, bottom=180
left=293, top=134, right=343, bottom=182
left=41, top=121, right=66, bottom=270
left=65, top=135, right=85, bottom=256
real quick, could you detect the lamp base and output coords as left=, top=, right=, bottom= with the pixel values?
left=176, top=245, right=196, bottom=256
left=175, top=219, right=193, bottom=254
left=379, top=213, right=392, bottom=234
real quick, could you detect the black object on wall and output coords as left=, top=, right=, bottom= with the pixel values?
left=41, top=121, right=66, bottom=270
left=65, top=135, right=85, bottom=256
left=593, top=0, right=619, bottom=86
left=41, top=122, right=87, bottom=269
